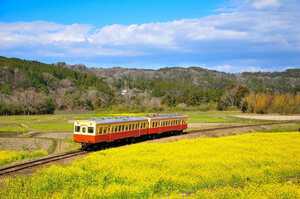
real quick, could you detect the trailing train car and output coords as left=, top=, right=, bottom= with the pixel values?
left=73, top=114, right=187, bottom=149
left=148, top=114, right=187, bottom=135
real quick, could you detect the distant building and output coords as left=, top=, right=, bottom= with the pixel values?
left=121, top=89, right=128, bottom=96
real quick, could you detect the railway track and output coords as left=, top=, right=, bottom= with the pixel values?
left=0, top=121, right=296, bottom=176
left=0, top=150, right=87, bottom=176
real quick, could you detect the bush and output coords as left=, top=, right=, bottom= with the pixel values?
left=242, top=93, right=300, bottom=114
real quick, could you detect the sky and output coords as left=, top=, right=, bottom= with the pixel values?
left=0, top=0, right=299, bottom=72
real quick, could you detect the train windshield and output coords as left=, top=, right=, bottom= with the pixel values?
left=75, top=126, right=80, bottom=133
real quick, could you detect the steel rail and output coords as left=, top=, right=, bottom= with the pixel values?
left=0, top=150, right=87, bottom=176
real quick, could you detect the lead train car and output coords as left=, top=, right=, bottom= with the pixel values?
left=73, top=114, right=188, bottom=149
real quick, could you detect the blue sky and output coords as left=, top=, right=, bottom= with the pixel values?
left=0, top=0, right=225, bottom=26
left=0, top=0, right=299, bottom=72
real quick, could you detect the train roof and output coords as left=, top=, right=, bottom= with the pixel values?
left=87, top=116, right=148, bottom=124
left=76, top=114, right=187, bottom=125
left=148, top=114, right=187, bottom=120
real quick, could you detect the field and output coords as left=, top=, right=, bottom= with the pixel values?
left=0, top=111, right=299, bottom=168
left=1, top=132, right=300, bottom=198
left=0, top=150, right=47, bottom=166
left=0, top=111, right=262, bottom=134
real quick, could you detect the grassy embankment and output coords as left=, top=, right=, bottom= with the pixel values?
left=0, top=150, right=47, bottom=167
left=1, top=132, right=300, bottom=198
left=0, top=111, right=264, bottom=134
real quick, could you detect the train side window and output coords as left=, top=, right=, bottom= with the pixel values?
left=82, top=127, right=86, bottom=133
left=75, top=126, right=80, bottom=132
left=88, top=127, right=94, bottom=134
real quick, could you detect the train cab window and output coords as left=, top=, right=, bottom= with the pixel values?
left=88, top=127, right=94, bottom=134
left=82, top=127, right=86, bottom=133
left=75, top=126, right=80, bottom=133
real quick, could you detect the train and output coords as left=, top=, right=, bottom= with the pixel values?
left=73, top=114, right=188, bottom=149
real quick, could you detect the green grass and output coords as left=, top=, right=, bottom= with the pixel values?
left=0, top=150, right=47, bottom=167
left=1, top=132, right=300, bottom=198
left=185, top=111, right=262, bottom=123
left=0, top=111, right=259, bottom=134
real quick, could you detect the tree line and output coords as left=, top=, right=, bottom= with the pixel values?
left=0, top=56, right=299, bottom=115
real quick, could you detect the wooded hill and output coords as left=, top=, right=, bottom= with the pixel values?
left=0, top=56, right=299, bottom=114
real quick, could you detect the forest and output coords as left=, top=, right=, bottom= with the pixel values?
left=0, top=56, right=299, bottom=115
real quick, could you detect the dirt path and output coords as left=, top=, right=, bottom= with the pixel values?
left=234, top=114, right=300, bottom=121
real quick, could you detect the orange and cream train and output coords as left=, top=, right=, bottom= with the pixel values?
left=73, top=114, right=188, bottom=149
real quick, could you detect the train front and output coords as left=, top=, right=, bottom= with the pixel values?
left=73, top=120, right=97, bottom=148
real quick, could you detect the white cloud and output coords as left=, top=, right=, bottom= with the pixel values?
left=0, top=0, right=299, bottom=71
left=250, top=0, right=281, bottom=9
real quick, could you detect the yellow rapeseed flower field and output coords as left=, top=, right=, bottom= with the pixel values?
left=0, top=150, right=47, bottom=166
left=1, top=132, right=300, bottom=198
